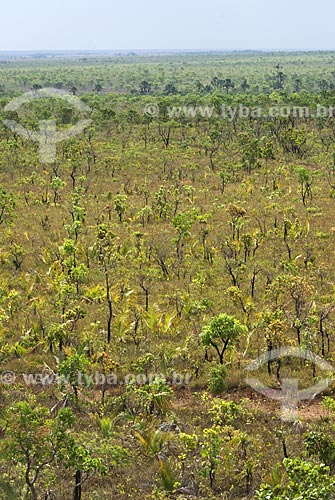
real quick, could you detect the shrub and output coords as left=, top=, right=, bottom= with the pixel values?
left=208, top=364, right=226, bottom=394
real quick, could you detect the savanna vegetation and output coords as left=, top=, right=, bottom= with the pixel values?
left=1, top=51, right=335, bottom=499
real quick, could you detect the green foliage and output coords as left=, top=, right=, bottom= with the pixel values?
left=200, top=313, right=247, bottom=364
left=322, top=396, right=335, bottom=415
left=135, top=427, right=168, bottom=457
left=159, top=459, right=178, bottom=492
left=125, top=377, right=174, bottom=416
left=58, top=351, right=91, bottom=398
left=0, top=479, right=19, bottom=500
left=200, top=425, right=224, bottom=488
left=255, top=458, right=334, bottom=500
left=304, top=431, right=335, bottom=471
left=114, top=193, right=128, bottom=222
left=208, top=397, right=241, bottom=425
left=1, top=400, right=75, bottom=499
left=208, top=364, right=227, bottom=394
left=2, top=52, right=335, bottom=499
left=0, top=187, right=15, bottom=225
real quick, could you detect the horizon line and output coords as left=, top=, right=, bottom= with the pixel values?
left=1, top=48, right=335, bottom=53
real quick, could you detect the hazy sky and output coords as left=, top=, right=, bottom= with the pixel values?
left=1, top=0, right=334, bottom=51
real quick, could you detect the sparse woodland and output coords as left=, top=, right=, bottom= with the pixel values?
left=1, top=52, right=335, bottom=498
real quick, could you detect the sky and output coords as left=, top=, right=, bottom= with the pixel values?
left=1, top=0, right=334, bottom=51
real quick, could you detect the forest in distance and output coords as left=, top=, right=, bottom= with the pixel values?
left=1, top=50, right=335, bottom=499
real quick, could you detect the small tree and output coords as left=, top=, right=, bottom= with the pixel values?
left=58, top=351, right=91, bottom=399
left=296, top=166, right=313, bottom=205
left=50, top=176, right=65, bottom=205
left=200, top=313, right=247, bottom=364
left=139, top=80, right=151, bottom=94
left=114, top=193, right=128, bottom=222
left=0, top=187, right=15, bottom=225
left=94, top=224, right=118, bottom=343
left=2, top=399, right=128, bottom=500
left=200, top=425, right=224, bottom=489
left=2, top=401, right=75, bottom=500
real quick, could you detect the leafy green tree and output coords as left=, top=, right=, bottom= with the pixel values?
left=200, top=313, right=247, bottom=364
left=58, top=351, right=90, bottom=399
left=172, top=209, right=198, bottom=261
left=200, top=425, right=223, bottom=489
left=164, top=83, right=177, bottom=95
left=223, top=78, right=234, bottom=94
left=1, top=401, right=75, bottom=500
left=50, top=176, right=65, bottom=205
left=114, top=193, right=128, bottom=222
left=94, top=224, right=117, bottom=343
left=281, top=129, right=307, bottom=158
left=296, top=166, right=313, bottom=205
left=0, top=187, right=15, bottom=225
left=241, top=78, right=250, bottom=92
left=294, top=78, right=302, bottom=92
left=139, top=80, right=151, bottom=94
left=274, top=64, right=286, bottom=90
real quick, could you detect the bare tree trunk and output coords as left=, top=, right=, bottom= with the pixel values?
left=73, top=470, right=82, bottom=500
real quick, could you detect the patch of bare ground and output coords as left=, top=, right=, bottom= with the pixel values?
left=172, top=387, right=333, bottom=421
